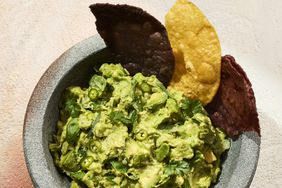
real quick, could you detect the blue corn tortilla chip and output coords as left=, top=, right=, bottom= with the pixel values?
left=90, top=3, right=175, bottom=86
left=206, top=55, right=260, bottom=137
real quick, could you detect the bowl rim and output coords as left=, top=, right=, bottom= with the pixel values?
left=23, top=34, right=261, bottom=188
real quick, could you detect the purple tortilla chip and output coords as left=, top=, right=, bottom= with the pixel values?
left=89, top=3, right=174, bottom=86
left=206, top=55, right=260, bottom=137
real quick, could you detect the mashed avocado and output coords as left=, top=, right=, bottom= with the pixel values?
left=49, top=64, right=230, bottom=188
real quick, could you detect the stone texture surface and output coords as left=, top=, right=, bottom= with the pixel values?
left=1, top=0, right=282, bottom=187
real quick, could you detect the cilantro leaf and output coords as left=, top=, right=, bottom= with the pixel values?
left=89, top=75, right=107, bottom=93
left=110, top=161, right=139, bottom=180
left=59, top=95, right=80, bottom=122
left=164, top=161, right=191, bottom=177
left=70, top=171, right=85, bottom=181
left=155, top=144, right=170, bottom=161
left=88, top=75, right=107, bottom=101
left=109, top=111, right=133, bottom=125
left=129, top=110, right=138, bottom=124
left=66, top=118, right=80, bottom=145
left=110, top=161, right=128, bottom=174
left=61, top=150, right=80, bottom=172
left=181, top=98, right=206, bottom=118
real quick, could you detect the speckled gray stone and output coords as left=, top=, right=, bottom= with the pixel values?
left=23, top=35, right=260, bottom=188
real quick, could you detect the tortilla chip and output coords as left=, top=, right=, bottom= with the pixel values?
left=206, top=55, right=260, bottom=137
left=90, top=4, right=175, bottom=86
left=165, top=0, right=221, bottom=105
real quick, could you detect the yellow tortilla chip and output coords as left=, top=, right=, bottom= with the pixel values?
left=166, top=0, right=221, bottom=105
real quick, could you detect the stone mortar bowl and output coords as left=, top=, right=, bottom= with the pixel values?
left=23, top=35, right=261, bottom=188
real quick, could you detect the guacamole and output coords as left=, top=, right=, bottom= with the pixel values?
left=49, top=64, right=230, bottom=188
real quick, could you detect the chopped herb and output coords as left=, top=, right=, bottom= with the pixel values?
left=164, top=161, right=191, bottom=177
left=181, top=98, right=206, bottom=118
left=109, top=111, right=133, bottom=126
left=66, top=118, right=80, bottom=145
left=70, top=171, right=86, bottom=181
left=89, top=75, right=107, bottom=94
left=87, top=112, right=101, bottom=138
left=110, top=161, right=128, bottom=174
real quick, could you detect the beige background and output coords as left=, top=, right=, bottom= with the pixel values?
left=1, top=0, right=282, bottom=187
